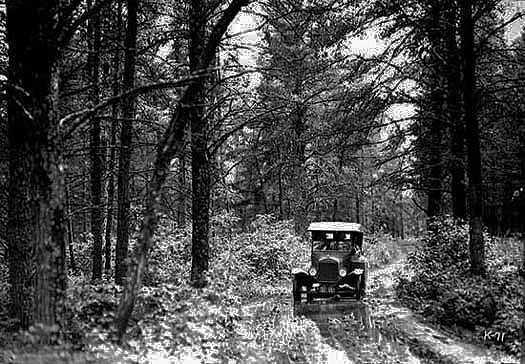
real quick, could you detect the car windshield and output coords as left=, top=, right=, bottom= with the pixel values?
left=313, top=240, right=354, bottom=251
left=311, top=230, right=362, bottom=251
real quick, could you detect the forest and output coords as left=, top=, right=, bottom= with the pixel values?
left=0, top=0, right=524, bottom=363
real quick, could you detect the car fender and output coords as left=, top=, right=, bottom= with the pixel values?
left=291, top=268, right=314, bottom=285
left=339, top=267, right=365, bottom=284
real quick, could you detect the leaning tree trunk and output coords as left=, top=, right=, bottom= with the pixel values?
left=115, top=0, right=250, bottom=341
left=115, top=0, right=138, bottom=285
left=6, top=1, right=67, bottom=332
left=88, top=0, right=104, bottom=280
left=460, top=0, right=485, bottom=276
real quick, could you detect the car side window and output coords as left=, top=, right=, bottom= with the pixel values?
left=313, top=241, right=327, bottom=250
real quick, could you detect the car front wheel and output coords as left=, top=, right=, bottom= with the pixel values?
left=292, top=279, right=301, bottom=303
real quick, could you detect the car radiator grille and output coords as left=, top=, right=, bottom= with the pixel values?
left=318, top=260, right=338, bottom=281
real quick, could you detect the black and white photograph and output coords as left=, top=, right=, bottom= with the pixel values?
left=0, top=0, right=523, bottom=363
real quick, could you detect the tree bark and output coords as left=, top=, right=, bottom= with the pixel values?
left=460, top=0, right=485, bottom=275
left=190, top=106, right=210, bottom=287
left=177, top=152, right=187, bottom=227
left=105, top=0, right=123, bottom=272
left=189, top=0, right=209, bottom=288
left=115, top=0, right=138, bottom=285
left=88, top=0, right=104, bottom=280
left=6, top=0, right=67, bottom=331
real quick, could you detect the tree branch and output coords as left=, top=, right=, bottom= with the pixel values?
left=57, top=0, right=115, bottom=47
left=59, top=73, right=212, bottom=138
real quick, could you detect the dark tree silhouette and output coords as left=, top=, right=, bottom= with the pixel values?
left=460, top=0, right=485, bottom=275
left=115, top=0, right=138, bottom=285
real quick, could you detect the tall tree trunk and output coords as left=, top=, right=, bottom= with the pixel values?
left=89, top=0, right=103, bottom=280
left=460, top=0, right=485, bottom=275
left=356, top=153, right=362, bottom=224
left=6, top=1, right=66, bottom=331
left=291, top=81, right=307, bottom=235
left=177, top=152, right=186, bottom=227
left=189, top=0, right=210, bottom=288
left=115, top=0, right=250, bottom=341
left=446, top=4, right=467, bottom=220
left=426, top=3, right=445, bottom=221
left=519, top=124, right=525, bottom=276
left=450, top=110, right=467, bottom=219
left=426, top=115, right=444, bottom=218
left=190, top=110, right=210, bottom=287
left=115, top=0, right=138, bottom=285
left=355, top=192, right=360, bottom=224
left=82, top=169, right=88, bottom=233
left=6, top=140, right=34, bottom=329
left=66, top=184, right=77, bottom=274
left=105, top=0, right=123, bottom=272
left=278, top=166, right=284, bottom=219
left=399, top=203, right=405, bottom=239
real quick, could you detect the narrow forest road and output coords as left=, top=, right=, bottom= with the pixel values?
left=234, top=240, right=521, bottom=364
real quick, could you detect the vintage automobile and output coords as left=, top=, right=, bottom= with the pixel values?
left=292, top=222, right=368, bottom=304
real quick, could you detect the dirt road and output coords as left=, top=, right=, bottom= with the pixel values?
left=234, top=244, right=520, bottom=364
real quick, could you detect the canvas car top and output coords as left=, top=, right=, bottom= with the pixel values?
left=307, top=221, right=363, bottom=232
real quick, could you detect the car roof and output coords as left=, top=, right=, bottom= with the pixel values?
left=307, top=221, right=363, bottom=232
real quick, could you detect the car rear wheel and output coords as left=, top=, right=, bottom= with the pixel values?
left=356, top=275, right=362, bottom=300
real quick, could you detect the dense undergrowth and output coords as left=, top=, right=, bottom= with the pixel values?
left=0, top=214, right=310, bottom=362
left=395, top=216, right=523, bottom=357
left=6, top=213, right=494, bottom=364
left=362, top=233, right=405, bottom=268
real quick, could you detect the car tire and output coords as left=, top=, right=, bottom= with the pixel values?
left=307, top=288, right=314, bottom=303
left=356, top=275, right=362, bottom=300
left=292, top=279, right=300, bottom=303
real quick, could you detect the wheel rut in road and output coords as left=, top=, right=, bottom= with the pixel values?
left=233, top=240, right=519, bottom=363
left=362, top=256, right=519, bottom=364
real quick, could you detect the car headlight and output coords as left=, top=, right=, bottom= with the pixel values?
left=309, top=267, right=317, bottom=276
left=339, top=269, right=347, bottom=277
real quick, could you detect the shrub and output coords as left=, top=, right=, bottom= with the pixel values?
left=208, top=214, right=307, bottom=298
left=142, top=214, right=307, bottom=299
left=363, top=234, right=399, bottom=267
left=143, top=225, right=192, bottom=286
left=72, top=232, right=94, bottom=277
